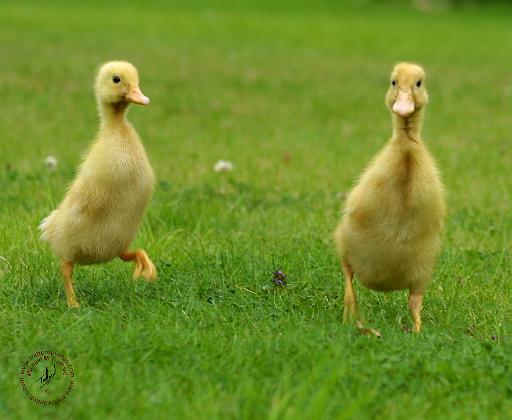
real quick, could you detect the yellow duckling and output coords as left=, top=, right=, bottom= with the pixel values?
left=334, top=62, right=446, bottom=334
left=40, top=61, right=157, bottom=308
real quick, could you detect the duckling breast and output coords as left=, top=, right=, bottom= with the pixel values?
left=335, top=144, right=445, bottom=292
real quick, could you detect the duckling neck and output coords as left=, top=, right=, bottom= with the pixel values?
left=99, top=102, right=130, bottom=129
left=391, top=109, right=424, bottom=144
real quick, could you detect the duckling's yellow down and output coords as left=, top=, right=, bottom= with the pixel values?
left=40, top=119, right=154, bottom=264
left=334, top=62, right=446, bottom=333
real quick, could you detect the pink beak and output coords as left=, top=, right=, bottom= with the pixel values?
left=126, top=85, right=150, bottom=105
left=393, top=90, right=414, bottom=117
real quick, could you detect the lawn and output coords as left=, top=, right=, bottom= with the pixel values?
left=1, top=0, right=511, bottom=418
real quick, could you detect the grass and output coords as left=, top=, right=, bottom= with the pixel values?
left=1, top=0, right=511, bottom=418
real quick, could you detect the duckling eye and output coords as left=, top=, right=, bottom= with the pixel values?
left=392, top=80, right=396, bottom=86
left=112, top=75, right=121, bottom=84
left=416, top=80, right=422, bottom=88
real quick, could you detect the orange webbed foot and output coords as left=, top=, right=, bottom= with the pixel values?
left=356, top=320, right=382, bottom=338
left=120, top=249, right=157, bottom=281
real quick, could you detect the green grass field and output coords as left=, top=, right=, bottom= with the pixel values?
left=1, top=1, right=511, bottom=418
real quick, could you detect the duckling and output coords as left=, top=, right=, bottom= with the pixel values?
left=40, top=61, right=157, bottom=307
left=334, top=62, right=445, bottom=334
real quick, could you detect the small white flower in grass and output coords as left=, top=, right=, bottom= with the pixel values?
left=44, top=155, right=58, bottom=171
left=214, top=160, right=234, bottom=173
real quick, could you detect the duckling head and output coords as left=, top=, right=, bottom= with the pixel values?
left=386, top=62, right=428, bottom=119
left=95, top=61, right=150, bottom=110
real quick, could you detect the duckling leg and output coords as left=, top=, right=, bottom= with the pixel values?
left=61, top=261, right=80, bottom=308
left=342, top=260, right=358, bottom=322
left=408, top=292, right=423, bottom=333
left=120, top=249, right=157, bottom=281
left=342, top=261, right=381, bottom=338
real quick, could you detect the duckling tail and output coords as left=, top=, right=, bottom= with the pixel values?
left=39, top=211, right=55, bottom=242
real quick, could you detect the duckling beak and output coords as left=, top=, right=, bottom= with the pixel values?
left=392, top=90, right=414, bottom=117
left=126, top=85, right=150, bottom=105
